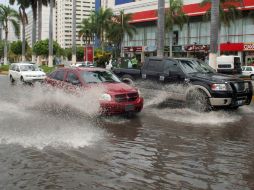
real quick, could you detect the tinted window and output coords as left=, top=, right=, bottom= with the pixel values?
left=81, top=70, right=121, bottom=83
left=66, top=72, right=79, bottom=83
left=53, top=70, right=65, bottom=81
left=179, top=60, right=215, bottom=74
left=164, top=60, right=181, bottom=73
left=147, top=59, right=163, bottom=72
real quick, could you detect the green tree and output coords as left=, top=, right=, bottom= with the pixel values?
left=107, top=10, right=136, bottom=57
left=0, top=4, right=20, bottom=64
left=0, top=40, right=4, bottom=59
left=9, top=0, right=30, bottom=62
left=165, top=0, right=187, bottom=57
left=33, top=39, right=61, bottom=57
left=78, top=18, right=95, bottom=45
left=76, top=46, right=84, bottom=61
left=91, top=8, right=113, bottom=50
left=10, top=40, right=28, bottom=56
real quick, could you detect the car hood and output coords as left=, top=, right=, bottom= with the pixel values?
left=21, top=71, right=46, bottom=75
left=188, top=72, right=243, bottom=83
left=101, top=82, right=137, bottom=94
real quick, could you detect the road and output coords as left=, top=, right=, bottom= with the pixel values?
left=0, top=75, right=254, bottom=190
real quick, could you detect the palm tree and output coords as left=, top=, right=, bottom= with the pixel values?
left=48, top=0, right=53, bottom=67
left=78, top=18, right=95, bottom=45
left=37, top=0, right=48, bottom=65
left=107, top=10, right=136, bottom=57
left=165, top=0, right=187, bottom=57
left=201, top=0, right=242, bottom=55
left=30, top=0, right=38, bottom=63
left=72, top=0, right=76, bottom=64
left=0, top=5, right=20, bottom=64
left=92, top=8, right=113, bottom=51
left=9, top=0, right=30, bottom=62
left=157, top=0, right=165, bottom=58
left=209, top=0, right=220, bottom=69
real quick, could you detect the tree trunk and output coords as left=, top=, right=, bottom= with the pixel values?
left=209, top=0, right=220, bottom=69
left=37, top=0, right=42, bottom=65
left=32, top=5, right=37, bottom=63
left=157, top=0, right=165, bottom=58
left=48, top=0, right=53, bottom=67
left=169, top=30, right=173, bottom=57
left=4, top=31, right=8, bottom=65
left=72, top=0, right=77, bottom=64
left=22, top=21, right=26, bottom=62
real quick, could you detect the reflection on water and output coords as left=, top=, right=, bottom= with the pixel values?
left=0, top=76, right=254, bottom=190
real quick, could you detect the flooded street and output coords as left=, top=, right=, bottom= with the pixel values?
left=0, top=75, right=254, bottom=190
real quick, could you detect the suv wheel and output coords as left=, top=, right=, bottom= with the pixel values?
left=20, top=76, right=25, bottom=83
left=186, top=89, right=211, bottom=112
left=121, top=74, right=134, bottom=86
left=251, top=74, right=254, bottom=80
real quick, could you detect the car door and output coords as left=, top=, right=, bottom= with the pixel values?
left=141, top=59, right=164, bottom=81
left=245, top=67, right=253, bottom=76
left=14, top=65, right=21, bottom=80
left=50, top=69, right=66, bottom=88
left=65, top=71, right=82, bottom=94
left=163, top=59, right=185, bottom=83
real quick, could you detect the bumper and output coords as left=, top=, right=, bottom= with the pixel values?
left=209, top=94, right=252, bottom=107
left=24, top=76, right=46, bottom=82
left=100, top=97, right=144, bottom=115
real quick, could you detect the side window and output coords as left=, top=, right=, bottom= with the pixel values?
left=15, top=65, right=20, bottom=72
left=164, top=60, right=181, bottom=73
left=66, top=72, right=80, bottom=83
left=53, top=70, right=65, bottom=81
left=146, top=59, right=163, bottom=72
left=10, top=64, right=15, bottom=70
left=246, top=67, right=252, bottom=71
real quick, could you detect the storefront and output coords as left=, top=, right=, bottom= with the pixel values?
left=243, top=43, right=254, bottom=66
left=123, top=46, right=144, bottom=63
left=184, top=44, right=209, bottom=61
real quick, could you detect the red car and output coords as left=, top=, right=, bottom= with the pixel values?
left=44, top=67, right=143, bottom=115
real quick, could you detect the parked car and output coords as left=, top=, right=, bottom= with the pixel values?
left=242, top=66, right=254, bottom=80
left=44, top=67, right=143, bottom=115
left=8, top=62, right=46, bottom=84
left=113, top=57, right=253, bottom=111
left=216, top=55, right=242, bottom=74
left=71, top=61, right=94, bottom=68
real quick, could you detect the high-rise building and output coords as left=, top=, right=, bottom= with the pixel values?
left=55, top=0, right=95, bottom=49
left=24, top=6, right=56, bottom=46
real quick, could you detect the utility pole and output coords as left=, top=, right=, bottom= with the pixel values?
left=48, top=0, right=54, bottom=67
left=157, top=0, right=165, bottom=58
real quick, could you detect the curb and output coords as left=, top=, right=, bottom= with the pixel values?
left=0, top=71, right=8, bottom=75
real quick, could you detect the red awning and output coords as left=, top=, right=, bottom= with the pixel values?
left=220, top=43, right=244, bottom=51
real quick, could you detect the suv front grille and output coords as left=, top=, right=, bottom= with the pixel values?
left=115, top=93, right=138, bottom=102
left=232, top=82, right=246, bottom=92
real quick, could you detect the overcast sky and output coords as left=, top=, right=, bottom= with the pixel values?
left=0, top=0, right=18, bottom=9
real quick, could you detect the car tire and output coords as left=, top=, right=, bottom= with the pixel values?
left=10, top=75, right=15, bottom=84
left=121, top=74, right=134, bottom=86
left=20, top=76, right=25, bottom=84
left=251, top=75, right=254, bottom=80
left=186, top=89, right=211, bottom=112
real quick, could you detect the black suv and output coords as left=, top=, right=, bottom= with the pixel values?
left=113, top=57, right=253, bottom=111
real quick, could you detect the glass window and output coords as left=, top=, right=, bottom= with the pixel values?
left=66, top=72, right=79, bottom=83
left=246, top=67, right=252, bottom=71
left=146, top=59, right=163, bottom=72
left=53, top=70, right=65, bottom=81
left=19, top=64, right=39, bottom=71
left=81, top=70, right=121, bottom=84
left=179, top=59, right=215, bottom=74
left=164, top=60, right=181, bottom=73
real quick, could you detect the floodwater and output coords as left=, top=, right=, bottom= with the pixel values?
left=0, top=75, right=254, bottom=190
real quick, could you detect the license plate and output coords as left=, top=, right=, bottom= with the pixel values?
left=237, top=100, right=244, bottom=105
left=125, top=104, right=134, bottom=111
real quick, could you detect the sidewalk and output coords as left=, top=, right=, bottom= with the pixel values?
left=0, top=71, right=8, bottom=75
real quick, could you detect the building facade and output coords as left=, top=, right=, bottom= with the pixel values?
left=97, top=0, right=254, bottom=65
left=55, top=0, right=95, bottom=49
left=24, top=6, right=57, bottom=46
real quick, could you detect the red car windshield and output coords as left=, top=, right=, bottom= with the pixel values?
left=81, top=70, right=121, bottom=84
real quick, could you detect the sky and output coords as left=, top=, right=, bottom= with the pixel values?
left=0, top=0, right=18, bottom=10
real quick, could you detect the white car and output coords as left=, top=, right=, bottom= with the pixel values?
left=242, top=66, right=254, bottom=80
left=8, top=63, right=46, bottom=83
